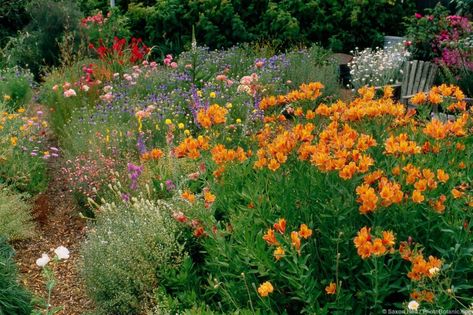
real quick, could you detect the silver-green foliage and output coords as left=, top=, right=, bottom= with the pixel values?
left=81, top=197, right=185, bottom=314
left=0, top=186, right=34, bottom=241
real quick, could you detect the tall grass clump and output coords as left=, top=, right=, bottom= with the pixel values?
left=0, top=186, right=34, bottom=241
left=0, top=238, right=33, bottom=315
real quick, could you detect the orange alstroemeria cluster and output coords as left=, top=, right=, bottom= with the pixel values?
left=411, top=84, right=466, bottom=107
left=174, top=136, right=210, bottom=159
left=410, top=290, right=435, bottom=303
left=141, top=148, right=164, bottom=161
left=196, top=104, right=228, bottom=128
left=315, top=87, right=405, bottom=122
left=258, top=82, right=324, bottom=110
left=399, top=241, right=443, bottom=281
left=384, top=133, right=421, bottom=155
left=309, top=122, right=376, bottom=179
left=254, top=123, right=312, bottom=171
left=353, top=227, right=396, bottom=259
left=210, top=144, right=249, bottom=165
left=356, top=172, right=404, bottom=214
left=423, top=114, right=469, bottom=140
left=210, top=144, right=250, bottom=177
left=402, top=165, right=449, bottom=206
left=262, top=219, right=313, bottom=258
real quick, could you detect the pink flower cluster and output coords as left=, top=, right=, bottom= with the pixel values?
left=434, top=15, right=473, bottom=71
left=53, top=65, right=103, bottom=97
left=163, top=54, right=178, bottom=68
left=81, top=11, right=108, bottom=28
left=237, top=73, right=260, bottom=97
left=63, top=153, right=118, bottom=198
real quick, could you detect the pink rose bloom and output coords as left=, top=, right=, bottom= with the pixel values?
left=415, top=13, right=422, bottom=19
left=81, top=85, right=90, bottom=92
left=226, top=79, right=234, bottom=87
left=62, top=82, right=71, bottom=90
left=240, top=75, right=252, bottom=85
left=52, top=84, right=59, bottom=91
left=123, top=74, right=133, bottom=81
left=251, top=73, right=259, bottom=81
left=135, top=110, right=146, bottom=119
left=63, top=89, right=77, bottom=97
left=170, top=62, right=178, bottom=69
left=216, top=74, right=227, bottom=81
left=150, top=61, right=157, bottom=68
left=99, top=92, right=113, bottom=102
left=255, top=61, right=264, bottom=68
left=142, top=60, right=149, bottom=66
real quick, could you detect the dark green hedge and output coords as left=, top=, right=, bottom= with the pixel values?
left=105, top=0, right=416, bottom=54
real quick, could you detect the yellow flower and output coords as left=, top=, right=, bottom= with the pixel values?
left=325, top=282, right=337, bottom=295
left=298, top=224, right=313, bottom=239
left=10, top=137, right=17, bottom=146
left=226, top=102, right=233, bottom=109
left=184, top=129, right=190, bottom=136
left=17, top=108, right=25, bottom=113
left=236, top=118, right=242, bottom=124
left=257, top=281, right=274, bottom=297
left=209, top=92, right=216, bottom=98
left=178, top=123, right=185, bottom=129
left=273, top=247, right=285, bottom=261
left=165, top=119, right=172, bottom=125
left=197, top=90, right=203, bottom=97
left=3, top=95, right=11, bottom=102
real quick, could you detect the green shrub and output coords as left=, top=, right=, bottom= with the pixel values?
left=0, top=66, right=34, bottom=112
left=3, top=0, right=83, bottom=78
left=0, top=238, right=33, bottom=315
left=80, top=8, right=131, bottom=49
left=123, top=0, right=415, bottom=55
left=81, top=196, right=186, bottom=314
left=0, top=0, right=30, bottom=48
left=0, top=186, right=34, bottom=241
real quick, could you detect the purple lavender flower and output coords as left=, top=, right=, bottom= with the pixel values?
left=127, top=162, right=143, bottom=190
left=121, top=193, right=130, bottom=202
left=136, top=133, right=147, bottom=154
left=165, top=179, right=176, bottom=191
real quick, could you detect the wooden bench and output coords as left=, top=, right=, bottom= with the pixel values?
left=400, top=60, right=438, bottom=107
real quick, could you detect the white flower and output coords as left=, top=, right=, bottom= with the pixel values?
left=429, top=267, right=440, bottom=276
left=103, top=85, right=113, bottom=93
left=54, top=246, right=70, bottom=260
left=408, top=300, right=419, bottom=311
left=36, top=253, right=50, bottom=267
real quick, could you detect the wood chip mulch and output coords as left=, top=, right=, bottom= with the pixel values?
left=11, top=138, right=95, bottom=314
